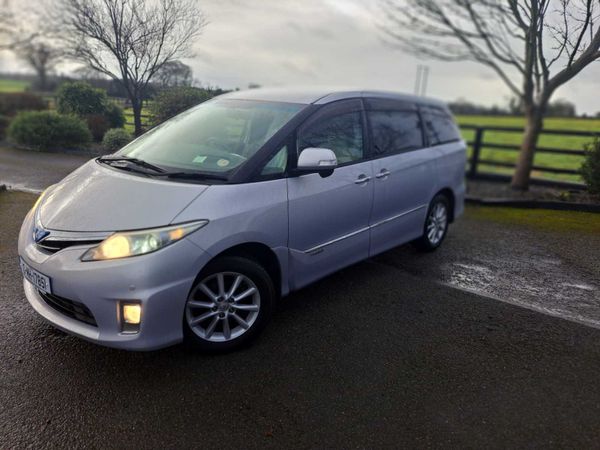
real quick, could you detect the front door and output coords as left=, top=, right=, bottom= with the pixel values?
left=287, top=100, right=374, bottom=290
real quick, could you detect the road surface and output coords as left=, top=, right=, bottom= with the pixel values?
left=1, top=191, right=600, bottom=448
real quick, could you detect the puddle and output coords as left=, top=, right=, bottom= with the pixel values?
left=445, top=256, right=600, bottom=327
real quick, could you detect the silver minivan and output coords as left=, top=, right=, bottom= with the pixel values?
left=18, top=88, right=466, bottom=352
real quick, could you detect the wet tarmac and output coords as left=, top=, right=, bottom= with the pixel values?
left=2, top=192, right=600, bottom=448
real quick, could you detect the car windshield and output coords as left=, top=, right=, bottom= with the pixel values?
left=118, top=99, right=303, bottom=175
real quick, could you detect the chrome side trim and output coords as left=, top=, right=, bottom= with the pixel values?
left=303, top=204, right=427, bottom=254
left=370, top=204, right=427, bottom=229
left=304, top=226, right=370, bottom=255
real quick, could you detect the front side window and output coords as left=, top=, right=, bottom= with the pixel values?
left=422, top=107, right=461, bottom=146
left=297, top=112, right=363, bottom=164
left=369, top=110, right=423, bottom=155
left=119, top=99, right=303, bottom=174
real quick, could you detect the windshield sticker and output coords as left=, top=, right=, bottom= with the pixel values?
left=217, top=159, right=230, bottom=167
left=193, top=156, right=208, bottom=164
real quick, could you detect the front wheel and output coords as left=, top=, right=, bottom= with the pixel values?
left=414, top=194, right=450, bottom=252
left=183, top=256, right=275, bottom=353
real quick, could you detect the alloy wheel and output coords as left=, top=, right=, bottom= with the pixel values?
left=185, top=272, right=261, bottom=342
left=426, top=202, right=448, bottom=246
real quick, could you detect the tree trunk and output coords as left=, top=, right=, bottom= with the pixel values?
left=510, top=106, right=545, bottom=190
left=132, top=98, right=143, bottom=136
left=38, top=67, right=47, bottom=92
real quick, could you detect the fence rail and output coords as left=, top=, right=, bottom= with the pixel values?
left=462, top=124, right=598, bottom=189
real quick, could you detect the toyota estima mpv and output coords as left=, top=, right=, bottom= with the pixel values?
left=18, top=88, right=466, bottom=352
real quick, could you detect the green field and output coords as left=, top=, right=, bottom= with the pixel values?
left=457, top=115, right=600, bottom=183
left=123, top=107, right=151, bottom=133
left=0, top=79, right=30, bottom=93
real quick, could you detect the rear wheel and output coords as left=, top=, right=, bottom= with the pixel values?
left=183, top=256, right=274, bottom=352
left=414, top=194, right=450, bottom=252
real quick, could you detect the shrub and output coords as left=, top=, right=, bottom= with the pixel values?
left=102, top=128, right=133, bottom=151
left=85, top=114, right=110, bottom=142
left=150, top=86, right=212, bottom=125
left=8, top=111, right=91, bottom=149
left=581, top=138, right=600, bottom=195
left=0, top=93, right=47, bottom=116
left=57, top=81, right=107, bottom=116
left=104, top=102, right=126, bottom=128
left=0, top=115, right=10, bottom=139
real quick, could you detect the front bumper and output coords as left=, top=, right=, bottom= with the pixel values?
left=18, top=210, right=211, bottom=351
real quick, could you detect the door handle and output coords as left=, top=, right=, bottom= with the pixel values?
left=375, top=169, right=390, bottom=179
left=354, top=174, right=371, bottom=185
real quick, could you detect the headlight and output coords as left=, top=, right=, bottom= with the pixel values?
left=81, top=221, right=208, bottom=261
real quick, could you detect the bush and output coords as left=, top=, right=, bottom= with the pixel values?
left=581, top=138, right=600, bottom=195
left=150, top=86, right=212, bottom=125
left=8, top=111, right=91, bottom=149
left=57, top=81, right=127, bottom=138
left=102, top=128, right=133, bottom=151
left=104, top=102, right=126, bottom=128
left=57, top=81, right=107, bottom=116
left=0, top=115, right=10, bottom=139
left=85, top=114, right=110, bottom=142
left=0, top=93, right=47, bottom=116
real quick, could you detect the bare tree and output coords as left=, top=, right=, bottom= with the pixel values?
left=56, top=0, right=206, bottom=135
left=14, top=40, right=63, bottom=91
left=155, top=60, right=193, bottom=87
left=380, top=0, right=600, bottom=190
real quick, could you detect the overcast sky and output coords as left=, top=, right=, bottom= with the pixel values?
left=2, top=0, right=599, bottom=114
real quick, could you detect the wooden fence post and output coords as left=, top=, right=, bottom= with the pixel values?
left=468, top=127, right=484, bottom=178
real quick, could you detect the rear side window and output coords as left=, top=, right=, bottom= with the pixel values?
left=297, top=112, right=363, bottom=164
left=368, top=110, right=423, bottom=156
left=421, top=107, right=460, bottom=146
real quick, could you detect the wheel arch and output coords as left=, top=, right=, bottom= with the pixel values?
left=202, top=242, right=283, bottom=299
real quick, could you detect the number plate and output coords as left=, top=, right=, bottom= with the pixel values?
left=20, top=257, right=52, bottom=294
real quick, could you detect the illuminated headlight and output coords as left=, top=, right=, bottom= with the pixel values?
left=81, top=221, right=208, bottom=261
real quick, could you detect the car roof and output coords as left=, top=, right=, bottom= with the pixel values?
left=220, top=87, right=447, bottom=108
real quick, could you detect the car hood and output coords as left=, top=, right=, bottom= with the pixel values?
left=39, top=160, right=209, bottom=232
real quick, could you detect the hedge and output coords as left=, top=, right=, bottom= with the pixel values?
left=8, top=111, right=91, bottom=149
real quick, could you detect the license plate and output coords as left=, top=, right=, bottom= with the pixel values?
left=20, top=257, right=52, bottom=294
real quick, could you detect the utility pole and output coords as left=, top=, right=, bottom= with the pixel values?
left=414, top=64, right=430, bottom=96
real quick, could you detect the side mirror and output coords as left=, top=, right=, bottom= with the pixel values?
left=296, top=147, right=337, bottom=177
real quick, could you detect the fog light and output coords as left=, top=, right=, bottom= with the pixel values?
left=120, top=302, right=141, bottom=333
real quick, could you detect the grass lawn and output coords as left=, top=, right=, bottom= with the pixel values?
left=468, top=205, right=600, bottom=235
left=457, top=115, right=600, bottom=183
left=0, top=79, right=30, bottom=93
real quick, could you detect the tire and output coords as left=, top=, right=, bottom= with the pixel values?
left=414, top=194, right=450, bottom=252
left=183, top=256, right=275, bottom=353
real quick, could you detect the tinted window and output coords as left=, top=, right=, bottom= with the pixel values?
left=369, top=110, right=423, bottom=155
left=298, top=112, right=363, bottom=164
left=422, top=107, right=460, bottom=145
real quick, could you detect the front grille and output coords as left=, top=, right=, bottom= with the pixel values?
left=38, top=290, right=98, bottom=327
left=36, top=239, right=102, bottom=254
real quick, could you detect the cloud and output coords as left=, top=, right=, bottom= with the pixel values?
left=1, top=0, right=599, bottom=114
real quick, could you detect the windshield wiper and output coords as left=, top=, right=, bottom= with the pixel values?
left=154, top=171, right=229, bottom=182
left=98, top=156, right=166, bottom=173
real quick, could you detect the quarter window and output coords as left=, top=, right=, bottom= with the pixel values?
left=422, top=107, right=461, bottom=146
left=261, top=145, right=288, bottom=176
left=368, top=110, right=423, bottom=155
left=297, top=112, right=363, bottom=164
